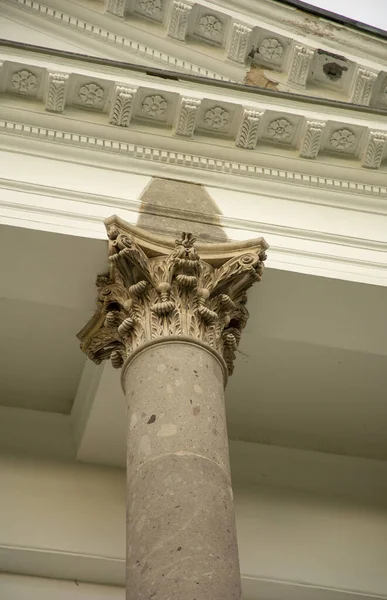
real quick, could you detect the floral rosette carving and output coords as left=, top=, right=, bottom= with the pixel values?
left=258, top=38, right=284, bottom=63
left=267, top=118, right=293, bottom=141
left=330, top=128, right=355, bottom=151
left=78, top=83, right=104, bottom=106
left=204, top=106, right=229, bottom=130
left=137, top=0, right=162, bottom=16
left=11, top=70, right=38, bottom=94
left=199, top=14, right=223, bottom=39
left=142, top=95, right=168, bottom=117
left=78, top=220, right=267, bottom=375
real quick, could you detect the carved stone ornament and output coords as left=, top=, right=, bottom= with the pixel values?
left=78, top=82, right=104, bottom=106
left=11, top=70, right=38, bottom=94
left=106, top=0, right=126, bottom=17
left=236, top=109, right=263, bottom=149
left=137, top=0, right=162, bottom=17
left=142, top=94, right=168, bottom=117
left=198, top=14, right=223, bottom=40
left=351, top=67, right=378, bottom=106
left=258, top=38, right=284, bottom=64
left=362, top=131, right=387, bottom=169
left=330, top=128, right=355, bottom=151
left=77, top=217, right=268, bottom=375
left=204, top=106, right=229, bottom=130
left=45, top=72, right=69, bottom=113
left=288, top=44, right=314, bottom=86
left=168, top=1, right=193, bottom=40
left=299, top=120, right=325, bottom=159
left=227, top=23, right=252, bottom=63
left=109, top=86, right=137, bottom=127
left=267, top=118, right=293, bottom=141
left=175, top=97, right=201, bottom=137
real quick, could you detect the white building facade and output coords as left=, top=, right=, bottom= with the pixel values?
left=0, top=0, right=387, bottom=598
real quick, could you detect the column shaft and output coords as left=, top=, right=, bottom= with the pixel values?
left=122, top=339, right=241, bottom=600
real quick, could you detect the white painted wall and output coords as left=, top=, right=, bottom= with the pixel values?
left=1, top=446, right=386, bottom=598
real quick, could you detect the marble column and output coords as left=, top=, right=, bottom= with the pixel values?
left=78, top=216, right=268, bottom=600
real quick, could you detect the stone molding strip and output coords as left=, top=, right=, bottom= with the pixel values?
left=1, top=177, right=387, bottom=256
left=6, top=0, right=229, bottom=81
left=1, top=120, right=386, bottom=199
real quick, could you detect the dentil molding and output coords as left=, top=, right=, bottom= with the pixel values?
left=1, top=119, right=387, bottom=200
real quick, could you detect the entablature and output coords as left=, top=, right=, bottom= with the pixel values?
left=1, top=44, right=387, bottom=172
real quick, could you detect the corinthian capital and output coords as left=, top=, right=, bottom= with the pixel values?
left=78, top=217, right=268, bottom=375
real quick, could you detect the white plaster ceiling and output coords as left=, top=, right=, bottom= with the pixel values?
left=226, top=269, right=387, bottom=459
left=1, top=224, right=387, bottom=459
left=0, top=225, right=108, bottom=413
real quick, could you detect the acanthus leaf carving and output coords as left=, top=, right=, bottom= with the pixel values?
left=226, top=23, right=252, bottom=64
left=78, top=218, right=268, bottom=375
left=299, top=120, right=325, bottom=159
left=168, top=1, right=193, bottom=41
left=288, top=44, right=314, bottom=87
left=45, top=72, right=69, bottom=113
left=362, top=131, right=387, bottom=169
left=236, top=109, right=263, bottom=149
left=109, top=86, right=137, bottom=127
left=175, top=97, right=201, bottom=137
left=351, top=67, right=378, bottom=106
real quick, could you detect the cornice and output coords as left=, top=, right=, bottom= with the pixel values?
left=1, top=46, right=387, bottom=174
left=1, top=167, right=387, bottom=289
left=208, top=0, right=387, bottom=63
left=2, top=176, right=387, bottom=256
left=1, top=119, right=387, bottom=205
left=2, top=119, right=387, bottom=202
left=3, top=0, right=231, bottom=81
left=5, top=0, right=387, bottom=108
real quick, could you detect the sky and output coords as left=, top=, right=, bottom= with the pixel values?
left=306, top=0, right=387, bottom=31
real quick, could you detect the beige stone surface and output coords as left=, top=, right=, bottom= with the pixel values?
left=136, top=178, right=229, bottom=242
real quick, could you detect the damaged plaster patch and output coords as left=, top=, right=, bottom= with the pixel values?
left=317, top=49, right=348, bottom=82
left=245, top=64, right=279, bottom=90
left=284, top=14, right=337, bottom=39
left=323, top=62, right=347, bottom=81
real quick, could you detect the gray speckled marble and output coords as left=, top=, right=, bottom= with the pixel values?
left=123, top=340, right=241, bottom=600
